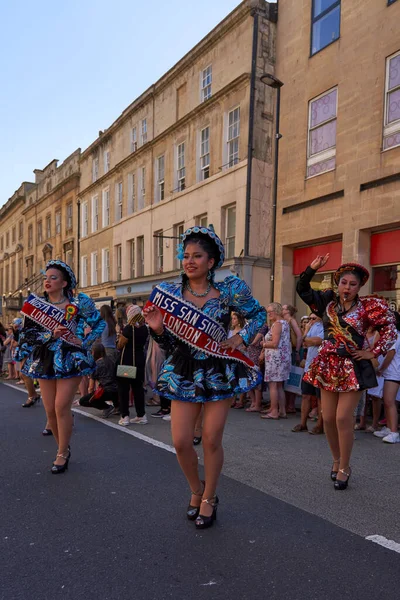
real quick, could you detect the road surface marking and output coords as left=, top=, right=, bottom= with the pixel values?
left=365, top=535, right=400, bottom=554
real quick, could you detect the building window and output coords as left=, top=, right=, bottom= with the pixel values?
left=55, top=211, right=61, bottom=235
left=129, top=239, right=136, bottom=279
left=28, top=225, right=33, bottom=249
left=227, top=107, right=240, bottom=167
left=196, top=214, right=208, bottom=228
left=128, top=173, right=135, bottom=214
left=102, top=248, right=110, bottom=283
left=383, top=50, right=400, bottom=151
left=115, top=182, right=123, bottom=221
left=200, top=127, right=210, bottom=180
left=91, top=252, right=98, bottom=286
left=81, top=255, right=88, bottom=288
left=66, top=203, right=73, bottom=232
left=102, top=187, right=110, bottom=227
left=18, top=220, right=23, bottom=239
left=116, top=244, right=122, bottom=281
left=5, top=264, right=9, bottom=292
left=92, top=156, right=99, bottom=183
left=0, top=236, right=3, bottom=251
left=12, top=226, right=16, bottom=244
left=177, top=143, right=186, bottom=191
left=141, top=119, right=147, bottom=145
left=201, top=65, right=212, bottom=102
left=131, top=127, right=137, bottom=152
left=18, top=256, right=23, bottom=287
left=138, top=167, right=146, bottom=210
left=311, top=0, right=341, bottom=56
left=373, top=265, right=400, bottom=310
left=224, top=204, right=236, bottom=259
left=5, top=231, right=9, bottom=248
left=174, top=223, right=184, bottom=269
left=37, top=221, right=43, bottom=244
left=46, top=214, right=51, bottom=239
left=154, top=231, right=164, bottom=273
left=156, top=155, right=165, bottom=202
left=91, top=195, right=99, bottom=232
left=137, top=236, right=144, bottom=277
left=307, top=87, right=337, bottom=178
left=65, top=250, right=73, bottom=268
left=81, top=202, right=88, bottom=237
left=103, top=149, right=110, bottom=174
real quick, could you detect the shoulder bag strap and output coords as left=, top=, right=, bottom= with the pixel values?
left=132, top=325, right=136, bottom=367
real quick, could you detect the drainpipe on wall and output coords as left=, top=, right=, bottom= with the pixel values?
left=244, top=9, right=259, bottom=258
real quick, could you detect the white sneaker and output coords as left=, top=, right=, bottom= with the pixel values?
left=130, top=415, right=148, bottom=425
left=162, top=414, right=171, bottom=421
left=118, top=416, right=130, bottom=426
left=382, top=432, right=400, bottom=444
left=373, top=427, right=391, bottom=438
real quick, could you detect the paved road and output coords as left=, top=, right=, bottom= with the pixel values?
left=1, top=383, right=399, bottom=600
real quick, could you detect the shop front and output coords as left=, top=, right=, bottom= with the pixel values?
left=370, top=230, right=400, bottom=312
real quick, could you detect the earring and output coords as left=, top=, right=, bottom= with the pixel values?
left=207, top=270, right=212, bottom=281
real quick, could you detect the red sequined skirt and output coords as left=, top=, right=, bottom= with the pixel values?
left=304, top=346, right=360, bottom=393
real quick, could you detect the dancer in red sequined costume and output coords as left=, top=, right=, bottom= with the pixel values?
left=296, top=254, right=396, bottom=490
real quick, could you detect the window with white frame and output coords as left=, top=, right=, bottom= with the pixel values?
left=116, top=244, right=122, bottom=281
left=138, top=167, right=146, bottom=210
left=81, top=256, right=88, bottom=288
left=383, top=50, right=400, bottom=151
left=115, top=182, right=123, bottom=221
left=177, top=143, right=186, bottom=191
left=156, top=155, right=165, bottom=202
left=92, top=156, right=99, bottom=183
left=91, top=195, right=99, bottom=232
left=174, top=222, right=184, bottom=269
left=195, top=214, right=208, bottom=228
left=307, top=87, right=337, bottom=178
left=200, top=127, right=210, bottom=180
left=224, top=204, right=236, bottom=259
left=81, top=202, right=88, bottom=237
left=227, top=107, right=240, bottom=167
left=201, top=65, right=212, bottom=102
left=154, top=231, right=164, bottom=273
left=131, top=127, right=137, bottom=152
left=102, top=248, right=110, bottom=282
left=129, top=239, right=135, bottom=279
left=55, top=211, right=61, bottom=235
left=141, top=119, right=147, bottom=145
left=66, top=203, right=73, bottom=232
left=46, top=214, right=51, bottom=239
left=137, top=236, right=144, bottom=276
left=91, top=252, right=98, bottom=286
left=103, top=149, right=110, bottom=174
left=102, top=187, right=110, bottom=227
left=127, top=173, right=135, bottom=214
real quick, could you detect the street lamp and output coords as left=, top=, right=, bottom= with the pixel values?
left=260, top=73, right=284, bottom=302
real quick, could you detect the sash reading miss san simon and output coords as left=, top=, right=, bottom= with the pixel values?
left=20, top=294, right=80, bottom=347
left=145, top=285, right=256, bottom=369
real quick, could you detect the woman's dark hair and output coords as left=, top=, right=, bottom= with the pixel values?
left=100, top=305, right=116, bottom=336
left=92, top=343, right=106, bottom=361
left=339, top=270, right=362, bottom=285
left=230, top=311, right=246, bottom=329
left=183, top=235, right=219, bottom=270
left=393, top=311, right=400, bottom=332
left=283, top=304, right=298, bottom=317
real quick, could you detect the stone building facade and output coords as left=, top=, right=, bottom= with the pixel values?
left=274, top=0, right=400, bottom=314
left=78, top=0, right=278, bottom=308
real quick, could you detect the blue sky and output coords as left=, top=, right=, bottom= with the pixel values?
left=0, top=0, right=265, bottom=208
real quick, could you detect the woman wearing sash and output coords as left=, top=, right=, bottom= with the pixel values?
left=296, top=255, right=396, bottom=489
left=143, top=226, right=266, bottom=528
left=16, top=260, right=105, bottom=474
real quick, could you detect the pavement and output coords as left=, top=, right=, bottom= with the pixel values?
left=1, top=381, right=400, bottom=600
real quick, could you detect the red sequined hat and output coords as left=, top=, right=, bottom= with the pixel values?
left=334, top=263, right=369, bottom=286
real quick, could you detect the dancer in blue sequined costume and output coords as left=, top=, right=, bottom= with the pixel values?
left=143, top=226, right=266, bottom=528
left=16, top=260, right=105, bottom=474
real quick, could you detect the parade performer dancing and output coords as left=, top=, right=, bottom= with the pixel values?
left=16, top=260, right=105, bottom=474
left=143, top=226, right=266, bottom=528
left=296, top=254, right=396, bottom=490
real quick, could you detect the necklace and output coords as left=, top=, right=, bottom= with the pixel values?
left=50, top=296, right=67, bottom=305
left=186, top=281, right=211, bottom=298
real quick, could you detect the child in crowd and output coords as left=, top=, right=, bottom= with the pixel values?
left=79, top=343, right=119, bottom=418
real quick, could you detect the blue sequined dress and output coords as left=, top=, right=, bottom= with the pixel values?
left=15, top=293, right=105, bottom=380
left=151, top=276, right=266, bottom=402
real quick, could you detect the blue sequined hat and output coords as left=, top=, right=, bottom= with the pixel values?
left=179, top=224, right=225, bottom=269
left=45, top=259, right=77, bottom=290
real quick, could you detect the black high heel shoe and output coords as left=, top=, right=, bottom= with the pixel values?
left=330, top=458, right=340, bottom=481
left=22, top=395, right=40, bottom=408
left=186, top=480, right=205, bottom=520
left=51, top=448, right=71, bottom=475
left=193, top=436, right=202, bottom=446
left=195, top=495, right=219, bottom=529
left=334, top=467, right=351, bottom=490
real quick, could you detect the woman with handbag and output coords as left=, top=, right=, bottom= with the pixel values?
left=116, top=304, right=148, bottom=426
left=296, top=255, right=396, bottom=489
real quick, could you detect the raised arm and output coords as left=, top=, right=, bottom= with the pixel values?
left=226, top=276, right=267, bottom=346
left=296, top=254, right=334, bottom=317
